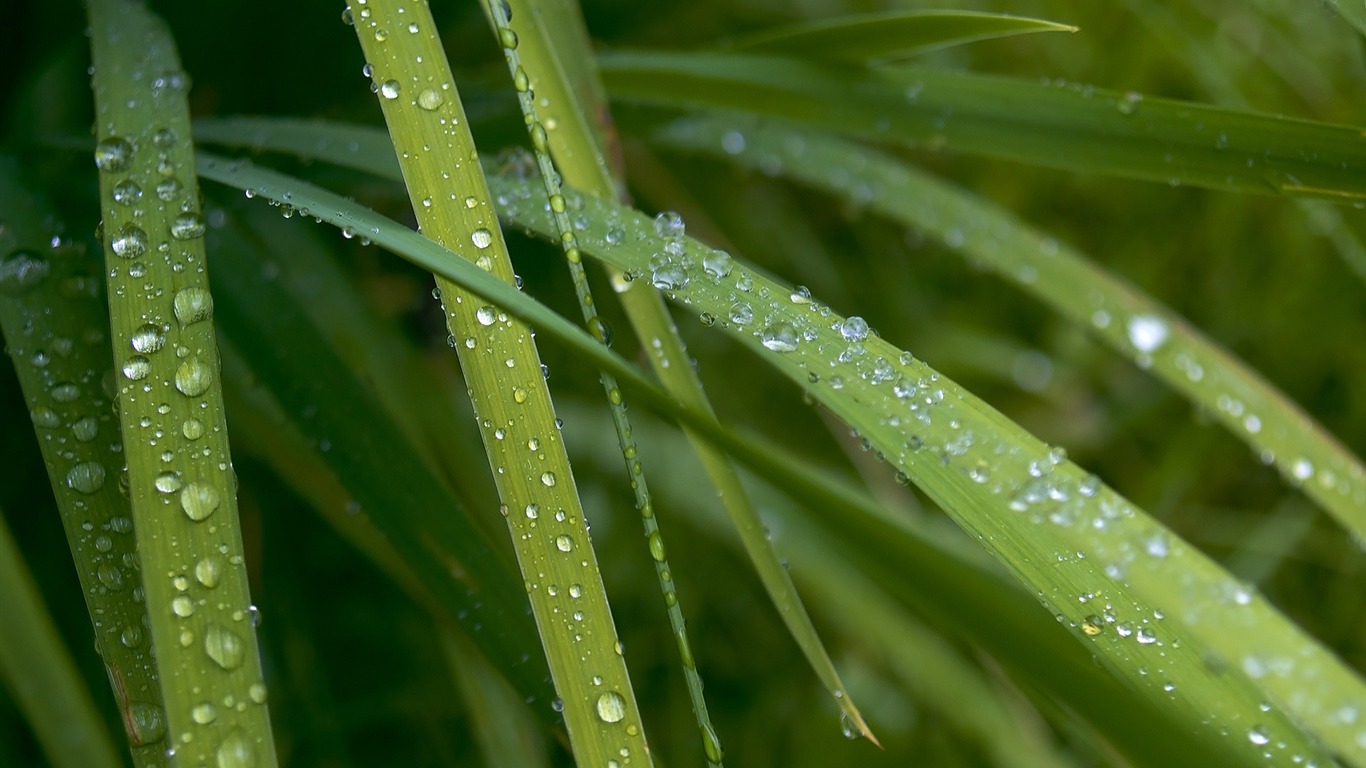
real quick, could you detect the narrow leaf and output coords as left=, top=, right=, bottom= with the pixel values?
left=730, top=10, right=1077, bottom=64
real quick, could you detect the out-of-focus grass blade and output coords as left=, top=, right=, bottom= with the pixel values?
left=597, top=51, right=1366, bottom=201
left=192, top=151, right=1364, bottom=766
left=442, top=630, right=551, bottom=768
left=651, top=116, right=1366, bottom=545
left=0, top=159, right=166, bottom=766
left=1320, top=0, right=1366, bottom=38
left=87, top=1, right=277, bottom=763
left=346, top=2, right=649, bottom=763
left=0, top=509, right=122, bottom=768
left=729, top=11, right=1077, bottom=64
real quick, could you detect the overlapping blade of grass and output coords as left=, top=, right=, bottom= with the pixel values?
left=557, top=402, right=1075, bottom=768
left=0, top=160, right=166, bottom=766
left=0, top=509, right=122, bottom=768
left=203, top=198, right=557, bottom=714
left=728, top=10, right=1077, bottom=63
left=484, top=2, right=727, bottom=761
left=344, top=2, right=649, bottom=764
left=597, top=51, right=1366, bottom=201
left=192, top=151, right=1366, bottom=766
left=442, top=630, right=550, bottom=768
left=489, top=0, right=874, bottom=744
left=1321, top=0, right=1366, bottom=38
left=86, top=1, right=275, bottom=763
left=650, top=116, right=1366, bottom=545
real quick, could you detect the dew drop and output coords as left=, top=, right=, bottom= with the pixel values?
left=555, top=535, right=573, bottom=552
left=653, top=211, right=684, bottom=238
left=476, top=305, right=497, bottom=326
left=191, top=701, right=217, bottom=725
left=121, top=355, right=151, bottom=380
left=195, top=556, right=222, bottom=588
left=94, top=136, right=134, bottom=172
left=111, top=179, right=143, bottom=205
left=131, top=323, right=167, bottom=353
left=110, top=224, right=149, bottom=259
left=171, top=595, right=195, bottom=617
left=170, top=212, right=206, bottom=240
left=65, top=461, right=107, bottom=494
left=417, top=88, right=444, bottom=111
left=180, top=482, right=221, bottom=522
left=1126, top=314, right=1169, bottom=353
left=154, top=471, right=183, bottom=493
left=595, top=691, right=626, bottom=723
left=380, top=80, right=400, bottom=99
left=840, top=316, right=870, bottom=341
left=701, top=250, right=733, bottom=279
left=1248, top=725, right=1270, bottom=746
left=215, top=729, right=255, bottom=768
left=182, top=418, right=205, bottom=440
left=471, top=228, right=493, bottom=248
left=175, top=357, right=213, bottom=397
left=204, top=623, right=246, bottom=670
left=126, top=703, right=166, bottom=746
left=729, top=302, right=753, bottom=326
left=760, top=323, right=800, bottom=352
left=541, top=471, right=557, bottom=487
left=173, top=287, right=214, bottom=326
left=0, top=250, right=51, bottom=295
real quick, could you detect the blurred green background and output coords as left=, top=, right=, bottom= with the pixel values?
left=3, top=1, right=1364, bottom=766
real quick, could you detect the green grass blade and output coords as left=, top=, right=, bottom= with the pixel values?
left=86, top=1, right=277, bottom=764
left=0, top=508, right=123, bottom=768
left=597, top=51, right=1366, bottom=201
left=202, top=198, right=558, bottom=714
left=1320, top=0, right=1366, bottom=38
left=192, top=151, right=1365, bottom=766
left=442, top=629, right=551, bottom=768
left=344, top=2, right=649, bottom=763
left=651, top=116, right=1366, bottom=546
left=484, top=1, right=727, bottom=761
left=0, top=158, right=167, bottom=766
left=729, top=10, right=1077, bottom=64
left=491, top=0, right=876, bottom=741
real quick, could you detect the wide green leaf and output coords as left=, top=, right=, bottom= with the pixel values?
left=598, top=51, right=1366, bottom=201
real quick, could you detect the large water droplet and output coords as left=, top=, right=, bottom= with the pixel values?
left=0, top=250, right=51, bottom=295
left=595, top=691, right=626, bottom=723
left=540, top=471, right=557, bottom=487
left=380, top=80, right=401, bottom=99
left=417, top=88, right=444, bottom=111
left=122, top=355, right=151, bottom=380
left=94, top=137, right=134, bottom=173
left=701, top=250, right=733, bottom=279
left=648, top=531, right=666, bottom=562
left=180, top=482, right=221, bottom=521
left=126, top=703, right=166, bottom=746
left=173, top=287, right=214, bottom=325
left=65, top=461, right=107, bottom=494
left=476, top=305, right=497, bottom=326
left=195, top=556, right=222, bottom=588
left=215, top=729, right=255, bottom=768
left=555, top=534, right=574, bottom=552
left=170, top=212, right=206, bottom=240
left=112, top=179, right=143, bottom=206
left=653, top=211, right=684, bottom=239
left=110, top=224, right=149, bottom=259
left=175, top=357, right=213, bottom=397
left=131, top=323, right=167, bottom=353
left=191, top=701, right=218, bottom=725
left=204, top=623, right=246, bottom=670
left=1126, top=314, right=1169, bottom=353
left=760, top=323, right=799, bottom=352
left=840, top=316, right=870, bottom=341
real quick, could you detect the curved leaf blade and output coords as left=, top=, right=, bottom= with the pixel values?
left=598, top=51, right=1366, bottom=201
left=730, top=10, right=1077, bottom=64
